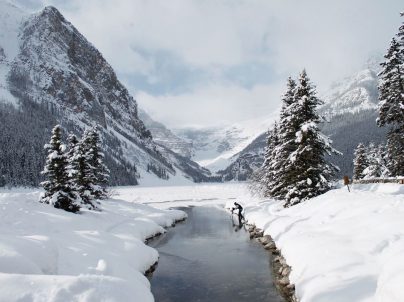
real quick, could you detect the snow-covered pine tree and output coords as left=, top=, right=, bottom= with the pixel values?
left=362, top=143, right=381, bottom=179
left=66, top=133, right=79, bottom=187
left=378, top=30, right=404, bottom=177
left=353, top=143, right=368, bottom=180
left=250, top=122, right=280, bottom=196
left=386, top=130, right=404, bottom=176
left=70, top=138, right=96, bottom=209
left=40, top=125, right=81, bottom=213
left=283, top=70, right=338, bottom=207
left=85, top=127, right=110, bottom=199
left=377, top=143, right=390, bottom=178
left=69, top=129, right=99, bottom=209
left=377, top=37, right=404, bottom=128
left=269, top=77, right=299, bottom=200
left=80, top=127, right=110, bottom=201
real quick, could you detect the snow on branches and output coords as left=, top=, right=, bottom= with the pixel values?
left=377, top=12, right=404, bottom=178
left=40, top=125, right=110, bottom=212
left=252, top=70, right=339, bottom=207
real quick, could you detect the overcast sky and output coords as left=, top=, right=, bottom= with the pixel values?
left=17, top=0, right=404, bottom=128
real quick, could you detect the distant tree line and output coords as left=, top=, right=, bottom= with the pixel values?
left=0, top=99, right=54, bottom=187
left=0, top=96, right=139, bottom=187
left=40, top=125, right=109, bottom=212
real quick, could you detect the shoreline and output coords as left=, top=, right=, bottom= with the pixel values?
left=248, top=224, right=298, bottom=302
left=144, top=216, right=188, bottom=277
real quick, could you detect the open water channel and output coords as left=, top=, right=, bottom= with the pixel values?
left=149, top=206, right=283, bottom=302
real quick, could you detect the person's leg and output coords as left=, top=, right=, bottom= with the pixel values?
left=238, top=211, right=243, bottom=223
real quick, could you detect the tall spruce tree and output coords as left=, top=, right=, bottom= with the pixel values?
left=71, top=138, right=96, bottom=209
left=85, top=127, right=110, bottom=199
left=282, top=70, right=338, bottom=207
left=71, top=129, right=100, bottom=209
left=257, top=122, right=279, bottom=197
left=353, top=143, right=368, bottom=180
left=270, top=77, right=299, bottom=199
left=378, top=17, right=404, bottom=176
left=40, top=125, right=81, bottom=213
left=377, top=37, right=404, bottom=128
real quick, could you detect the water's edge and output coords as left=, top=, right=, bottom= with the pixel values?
left=147, top=206, right=286, bottom=302
left=247, top=225, right=298, bottom=302
left=144, top=217, right=187, bottom=276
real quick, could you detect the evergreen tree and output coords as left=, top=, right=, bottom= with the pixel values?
left=270, top=77, right=299, bottom=199
left=386, top=130, right=404, bottom=176
left=72, top=139, right=96, bottom=208
left=282, top=70, right=338, bottom=207
left=69, top=129, right=99, bottom=209
left=262, top=122, right=280, bottom=196
left=353, top=143, right=368, bottom=180
left=40, top=125, right=80, bottom=213
left=362, top=143, right=381, bottom=179
left=377, top=143, right=390, bottom=178
left=377, top=37, right=404, bottom=128
left=251, top=122, right=280, bottom=196
left=66, top=133, right=79, bottom=188
left=377, top=16, right=404, bottom=177
left=83, top=127, right=110, bottom=199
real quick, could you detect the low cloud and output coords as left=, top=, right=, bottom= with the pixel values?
left=135, top=81, right=286, bottom=128
left=18, top=0, right=404, bottom=127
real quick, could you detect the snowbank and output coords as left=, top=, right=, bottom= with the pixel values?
left=243, top=183, right=404, bottom=302
left=0, top=188, right=186, bottom=302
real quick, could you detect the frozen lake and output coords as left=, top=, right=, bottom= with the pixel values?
left=149, top=206, right=283, bottom=302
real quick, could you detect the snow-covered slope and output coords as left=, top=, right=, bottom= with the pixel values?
left=0, top=1, right=26, bottom=105
left=322, top=63, right=379, bottom=117
left=218, top=60, right=388, bottom=181
left=0, top=1, right=211, bottom=186
left=244, top=183, right=404, bottom=302
left=138, top=108, right=193, bottom=158
left=0, top=187, right=186, bottom=302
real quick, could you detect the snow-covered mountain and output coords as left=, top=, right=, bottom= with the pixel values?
left=138, top=109, right=194, bottom=158
left=0, top=1, right=212, bottom=186
left=172, top=114, right=276, bottom=172
left=321, top=58, right=380, bottom=118
left=217, top=60, right=388, bottom=181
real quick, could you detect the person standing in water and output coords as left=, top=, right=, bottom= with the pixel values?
left=232, top=202, right=245, bottom=223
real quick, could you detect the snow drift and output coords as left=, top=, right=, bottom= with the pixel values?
left=0, top=188, right=186, bottom=302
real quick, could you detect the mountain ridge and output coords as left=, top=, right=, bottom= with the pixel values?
left=0, top=2, right=211, bottom=186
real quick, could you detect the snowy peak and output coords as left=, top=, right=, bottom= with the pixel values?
left=173, top=113, right=277, bottom=172
left=321, top=64, right=380, bottom=117
left=0, top=2, right=212, bottom=185
left=14, top=3, right=147, bottom=135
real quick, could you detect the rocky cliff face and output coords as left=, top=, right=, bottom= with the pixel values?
left=138, top=109, right=194, bottom=158
left=10, top=6, right=149, bottom=136
left=0, top=2, right=211, bottom=186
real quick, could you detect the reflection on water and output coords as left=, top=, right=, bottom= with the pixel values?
left=149, top=206, right=283, bottom=302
